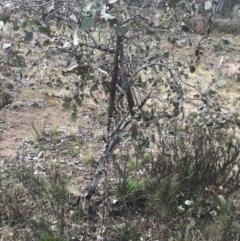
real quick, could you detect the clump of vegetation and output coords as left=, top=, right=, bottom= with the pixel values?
left=37, top=233, right=66, bottom=241
left=44, top=124, right=60, bottom=137
left=0, top=88, right=12, bottom=109
left=83, top=151, right=96, bottom=165
left=11, top=100, right=24, bottom=109
left=115, top=178, right=143, bottom=200
left=109, top=123, right=240, bottom=240
left=1, top=160, right=70, bottom=240
left=68, top=125, right=79, bottom=137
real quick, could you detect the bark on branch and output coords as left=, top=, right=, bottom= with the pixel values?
left=119, top=39, right=135, bottom=116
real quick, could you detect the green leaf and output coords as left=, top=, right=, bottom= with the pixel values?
left=162, top=51, right=169, bottom=59
left=187, top=217, right=196, bottom=226
left=177, top=205, right=185, bottom=211
left=30, top=19, right=41, bottom=27
left=13, top=20, right=20, bottom=31
left=189, top=112, right=198, bottom=118
left=217, top=195, right=226, bottom=205
left=21, top=21, right=28, bottom=28
left=118, top=130, right=129, bottom=137
left=151, top=134, right=155, bottom=143
left=108, top=0, right=117, bottom=3
left=85, top=1, right=93, bottom=11
left=146, top=30, right=155, bottom=35
left=38, top=26, right=51, bottom=36
left=115, top=25, right=128, bottom=35
left=216, top=75, right=225, bottom=87
left=0, top=14, right=10, bottom=24
left=72, top=103, right=77, bottom=112
left=44, top=49, right=55, bottom=59
left=74, top=66, right=88, bottom=75
left=35, top=41, right=42, bottom=48
left=102, top=81, right=111, bottom=92
left=168, top=36, right=177, bottom=44
left=56, top=20, right=63, bottom=29
left=24, top=32, right=33, bottom=43
left=26, top=49, right=32, bottom=56
left=173, top=109, right=180, bottom=117
left=185, top=200, right=193, bottom=205
left=80, top=17, right=95, bottom=31
left=173, top=101, right=180, bottom=117
left=143, top=137, right=150, bottom=148
left=13, top=25, right=20, bottom=31
left=93, top=97, right=99, bottom=104
left=43, top=39, right=52, bottom=46
left=70, top=111, right=77, bottom=122
left=176, top=39, right=185, bottom=47
left=206, top=197, right=213, bottom=204
left=209, top=210, right=217, bottom=217
left=173, top=101, right=179, bottom=109
left=75, top=97, right=82, bottom=107
left=169, top=0, right=181, bottom=8
left=54, top=2, right=64, bottom=9
left=103, top=102, right=108, bottom=110
left=15, top=68, right=24, bottom=74
left=62, top=97, right=71, bottom=109
left=12, top=55, right=26, bottom=67
left=201, top=35, right=209, bottom=41
left=134, top=20, right=143, bottom=28
left=203, top=87, right=211, bottom=94
left=101, top=13, right=115, bottom=20
left=92, top=3, right=102, bottom=11
left=204, top=1, right=212, bottom=12
left=177, top=2, right=186, bottom=11
left=189, top=65, right=196, bottom=73
left=90, top=83, right=98, bottom=92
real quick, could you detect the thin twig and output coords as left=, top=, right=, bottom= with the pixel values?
left=31, top=120, right=40, bottom=142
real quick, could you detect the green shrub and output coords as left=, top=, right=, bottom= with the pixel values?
left=1, top=161, right=70, bottom=239
left=37, top=232, right=66, bottom=241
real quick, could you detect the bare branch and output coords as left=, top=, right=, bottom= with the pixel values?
left=91, top=64, right=110, bottom=77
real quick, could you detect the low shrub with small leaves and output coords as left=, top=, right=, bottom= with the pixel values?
left=140, top=126, right=239, bottom=239
left=110, top=121, right=240, bottom=240
left=1, top=161, right=69, bottom=240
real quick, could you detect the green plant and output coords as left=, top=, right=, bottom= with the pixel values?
left=214, top=42, right=225, bottom=51
left=37, top=232, right=66, bottom=241
left=128, top=157, right=143, bottom=173
left=116, top=179, right=142, bottom=198
left=146, top=178, right=180, bottom=217
left=70, top=147, right=79, bottom=157
left=68, top=125, right=79, bottom=137
left=70, top=207, right=84, bottom=223
left=0, top=88, right=12, bottom=108
left=121, top=225, right=142, bottom=241
left=83, top=151, right=95, bottom=165
left=1, top=160, right=70, bottom=239
left=49, top=125, right=60, bottom=136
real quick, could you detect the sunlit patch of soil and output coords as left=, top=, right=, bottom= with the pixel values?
left=0, top=99, right=69, bottom=157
